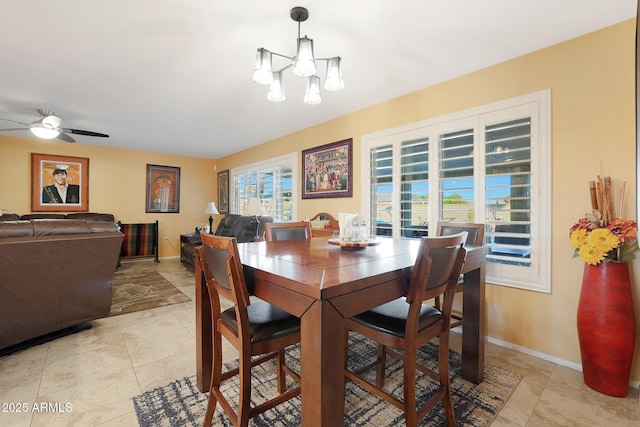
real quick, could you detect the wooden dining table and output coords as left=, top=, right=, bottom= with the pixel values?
left=195, top=236, right=486, bottom=427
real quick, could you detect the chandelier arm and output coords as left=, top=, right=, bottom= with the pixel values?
left=273, top=63, right=294, bottom=73
left=271, top=52, right=294, bottom=61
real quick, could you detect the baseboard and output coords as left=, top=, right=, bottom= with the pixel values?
left=451, top=330, right=640, bottom=390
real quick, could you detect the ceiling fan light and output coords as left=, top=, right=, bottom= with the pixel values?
left=324, top=57, right=344, bottom=91
left=304, top=75, right=321, bottom=105
left=252, top=48, right=274, bottom=85
left=293, top=37, right=316, bottom=77
left=30, top=125, right=59, bottom=139
left=267, top=71, right=286, bottom=102
left=42, top=115, right=62, bottom=128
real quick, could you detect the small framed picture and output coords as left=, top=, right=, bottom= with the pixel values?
left=217, top=169, right=229, bottom=214
left=146, top=164, right=180, bottom=213
left=31, top=153, right=89, bottom=212
left=302, top=138, right=353, bottom=199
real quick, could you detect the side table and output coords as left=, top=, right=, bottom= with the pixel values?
left=180, top=233, right=202, bottom=271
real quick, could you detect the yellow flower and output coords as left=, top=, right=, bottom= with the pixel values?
left=578, top=244, right=608, bottom=265
left=585, top=228, right=619, bottom=253
left=570, top=229, right=587, bottom=249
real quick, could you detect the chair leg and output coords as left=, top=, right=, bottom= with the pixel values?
left=438, top=333, right=457, bottom=427
left=403, top=346, right=418, bottom=427
left=375, top=344, right=386, bottom=388
left=238, top=349, right=252, bottom=427
left=203, top=332, right=223, bottom=427
left=276, top=349, right=286, bottom=393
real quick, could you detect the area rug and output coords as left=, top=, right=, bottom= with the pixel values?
left=110, top=265, right=191, bottom=316
left=132, top=333, right=522, bottom=426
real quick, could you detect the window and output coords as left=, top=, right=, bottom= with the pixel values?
left=231, top=153, right=297, bottom=221
left=362, top=90, right=551, bottom=292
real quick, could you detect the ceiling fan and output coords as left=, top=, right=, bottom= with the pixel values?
left=0, top=109, right=109, bottom=143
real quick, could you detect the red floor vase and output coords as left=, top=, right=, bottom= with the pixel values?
left=576, top=261, right=636, bottom=397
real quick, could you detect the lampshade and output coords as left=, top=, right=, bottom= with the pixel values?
left=244, top=197, right=264, bottom=216
left=252, top=48, right=274, bottom=85
left=293, top=37, right=316, bottom=77
left=304, top=75, right=322, bottom=105
left=324, top=57, right=344, bottom=91
left=203, top=201, right=220, bottom=215
left=267, top=71, right=286, bottom=102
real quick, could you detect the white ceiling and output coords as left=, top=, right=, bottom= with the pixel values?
left=0, top=1, right=636, bottom=159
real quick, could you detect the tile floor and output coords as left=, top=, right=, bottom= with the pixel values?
left=0, top=259, right=638, bottom=426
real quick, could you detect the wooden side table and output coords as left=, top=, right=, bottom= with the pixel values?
left=180, top=233, right=202, bottom=271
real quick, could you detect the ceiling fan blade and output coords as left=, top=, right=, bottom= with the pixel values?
left=56, top=132, right=76, bottom=143
left=63, top=128, right=109, bottom=138
left=0, top=117, right=29, bottom=126
left=0, top=128, right=29, bottom=132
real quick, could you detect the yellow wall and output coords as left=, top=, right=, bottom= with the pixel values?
left=0, top=136, right=217, bottom=258
left=217, top=20, right=640, bottom=382
left=1, top=19, right=638, bottom=383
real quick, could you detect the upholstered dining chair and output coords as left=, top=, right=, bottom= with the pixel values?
left=435, top=221, right=485, bottom=329
left=264, top=221, right=312, bottom=242
left=195, top=233, right=301, bottom=427
left=344, top=233, right=468, bottom=427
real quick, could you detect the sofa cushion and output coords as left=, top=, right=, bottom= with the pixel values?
left=0, top=220, right=34, bottom=238
left=66, top=213, right=115, bottom=222
left=0, top=214, right=20, bottom=222
left=32, top=219, right=92, bottom=236
left=21, top=213, right=66, bottom=220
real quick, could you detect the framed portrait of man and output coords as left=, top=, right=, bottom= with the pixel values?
left=31, top=153, right=89, bottom=212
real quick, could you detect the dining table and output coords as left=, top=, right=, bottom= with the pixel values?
left=195, top=236, right=486, bottom=427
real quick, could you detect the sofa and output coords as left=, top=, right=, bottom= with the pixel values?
left=180, top=214, right=273, bottom=271
left=0, top=217, right=123, bottom=352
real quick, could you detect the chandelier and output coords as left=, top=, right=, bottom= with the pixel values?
left=252, top=7, right=344, bottom=104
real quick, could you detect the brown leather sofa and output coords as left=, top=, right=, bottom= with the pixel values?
left=0, top=218, right=123, bottom=352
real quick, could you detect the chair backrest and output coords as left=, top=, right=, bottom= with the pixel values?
left=264, top=221, right=312, bottom=242
left=406, top=233, right=467, bottom=307
left=436, top=221, right=485, bottom=246
left=198, top=232, right=250, bottom=308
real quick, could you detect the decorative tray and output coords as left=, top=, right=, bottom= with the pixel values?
left=327, top=238, right=380, bottom=250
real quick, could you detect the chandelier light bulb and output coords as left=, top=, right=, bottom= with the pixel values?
left=324, top=57, right=344, bottom=91
left=267, top=71, right=286, bottom=102
left=293, top=37, right=316, bottom=77
left=252, top=48, right=274, bottom=85
left=304, top=75, right=322, bottom=105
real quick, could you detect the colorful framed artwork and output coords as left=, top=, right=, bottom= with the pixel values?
left=146, top=164, right=180, bottom=213
left=302, top=138, right=353, bottom=199
left=31, top=153, right=89, bottom=212
left=217, top=169, right=229, bottom=214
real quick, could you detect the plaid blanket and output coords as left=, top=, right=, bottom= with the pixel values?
left=121, top=222, right=157, bottom=257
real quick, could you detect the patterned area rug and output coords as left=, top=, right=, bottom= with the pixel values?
left=133, top=333, right=521, bottom=426
left=110, top=264, right=191, bottom=316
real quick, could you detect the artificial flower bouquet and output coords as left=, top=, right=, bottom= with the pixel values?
left=569, top=175, right=637, bottom=265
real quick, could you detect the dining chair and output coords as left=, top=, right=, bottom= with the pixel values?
left=195, top=233, right=301, bottom=427
left=344, top=233, right=468, bottom=427
left=264, top=221, right=312, bottom=241
left=435, top=221, right=485, bottom=329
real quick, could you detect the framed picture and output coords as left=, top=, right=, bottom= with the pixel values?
left=302, top=138, right=353, bottom=199
left=217, top=169, right=229, bottom=214
left=31, top=153, right=89, bottom=212
left=146, top=164, right=180, bottom=213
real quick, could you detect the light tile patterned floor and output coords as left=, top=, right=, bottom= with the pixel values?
left=0, top=259, right=638, bottom=426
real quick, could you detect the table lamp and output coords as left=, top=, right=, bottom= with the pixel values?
left=203, top=201, right=220, bottom=234
left=244, top=197, right=264, bottom=240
